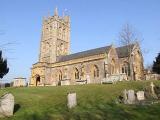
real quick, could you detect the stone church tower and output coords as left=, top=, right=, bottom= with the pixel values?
left=39, top=7, right=70, bottom=63
left=30, top=8, right=70, bottom=86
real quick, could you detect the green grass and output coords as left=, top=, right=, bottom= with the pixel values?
left=1, top=80, right=160, bottom=120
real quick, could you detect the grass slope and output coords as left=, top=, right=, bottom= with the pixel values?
left=0, top=81, right=160, bottom=120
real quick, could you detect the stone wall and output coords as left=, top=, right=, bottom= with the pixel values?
left=30, top=62, right=46, bottom=86
left=49, top=58, right=105, bottom=86
left=30, top=44, right=145, bottom=86
left=118, top=44, right=144, bottom=80
left=145, top=73, right=160, bottom=80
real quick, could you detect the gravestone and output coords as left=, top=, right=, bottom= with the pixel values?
left=0, top=93, right=14, bottom=118
left=123, top=89, right=128, bottom=104
left=136, top=91, right=145, bottom=101
left=150, top=82, right=158, bottom=99
left=150, top=82, right=155, bottom=95
left=67, top=92, right=77, bottom=109
left=61, top=80, right=70, bottom=86
left=127, top=90, right=135, bottom=104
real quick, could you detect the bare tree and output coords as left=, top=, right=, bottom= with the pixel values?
left=119, top=23, right=140, bottom=45
left=118, top=23, right=142, bottom=80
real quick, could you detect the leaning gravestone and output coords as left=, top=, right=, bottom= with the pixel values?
left=67, top=92, right=77, bottom=109
left=127, top=90, right=136, bottom=104
left=136, top=91, right=145, bottom=101
left=0, top=93, right=14, bottom=118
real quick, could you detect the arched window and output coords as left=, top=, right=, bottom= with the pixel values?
left=93, top=65, right=99, bottom=78
left=111, top=59, right=115, bottom=74
left=80, top=66, right=86, bottom=80
left=81, top=66, right=85, bottom=77
left=121, top=62, right=130, bottom=76
left=57, top=42, right=65, bottom=56
left=122, top=67, right=125, bottom=73
left=58, top=70, right=62, bottom=80
left=60, top=43, right=64, bottom=53
left=74, top=68, right=79, bottom=79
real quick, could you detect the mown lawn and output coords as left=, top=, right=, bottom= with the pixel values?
left=0, top=80, right=160, bottom=120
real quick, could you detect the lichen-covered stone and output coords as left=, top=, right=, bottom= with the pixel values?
left=0, top=93, right=14, bottom=118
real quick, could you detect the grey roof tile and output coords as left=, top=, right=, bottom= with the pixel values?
left=116, top=44, right=135, bottom=58
left=57, top=45, right=112, bottom=62
left=56, top=44, right=135, bottom=62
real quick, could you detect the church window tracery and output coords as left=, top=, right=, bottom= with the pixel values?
left=93, top=65, right=99, bottom=78
left=121, top=62, right=130, bottom=76
left=74, top=68, right=79, bottom=79
left=111, top=59, right=115, bottom=74
left=58, top=70, right=62, bottom=81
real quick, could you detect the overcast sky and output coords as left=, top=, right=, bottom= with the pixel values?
left=0, top=0, right=160, bottom=82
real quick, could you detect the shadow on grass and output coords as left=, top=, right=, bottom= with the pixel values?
left=15, top=102, right=160, bottom=120
left=14, top=104, right=21, bottom=114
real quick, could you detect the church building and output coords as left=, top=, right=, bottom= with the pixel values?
left=30, top=8, right=144, bottom=86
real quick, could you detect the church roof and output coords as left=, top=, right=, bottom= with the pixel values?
left=56, top=44, right=135, bottom=62
left=57, top=45, right=112, bottom=62
left=116, top=44, right=135, bottom=58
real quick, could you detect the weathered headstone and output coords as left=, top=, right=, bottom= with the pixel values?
left=150, top=82, right=158, bottom=99
left=123, top=89, right=128, bottom=104
left=67, top=92, right=77, bottom=109
left=150, top=82, right=155, bottom=94
left=0, top=93, right=14, bottom=118
left=136, top=91, right=145, bottom=101
left=61, top=80, right=70, bottom=86
left=127, top=90, right=135, bottom=104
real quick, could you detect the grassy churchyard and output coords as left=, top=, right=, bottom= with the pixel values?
left=1, top=80, right=160, bottom=120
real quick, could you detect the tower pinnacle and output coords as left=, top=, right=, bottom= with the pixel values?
left=54, top=7, right=58, bottom=16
